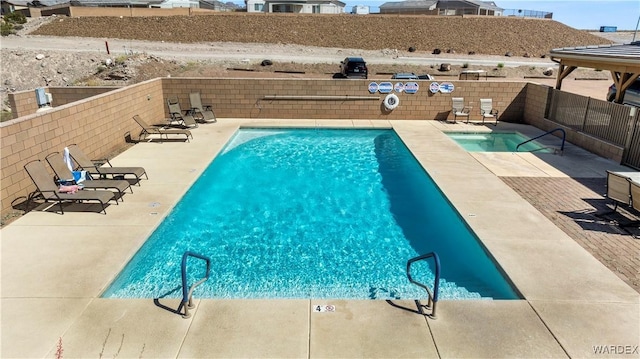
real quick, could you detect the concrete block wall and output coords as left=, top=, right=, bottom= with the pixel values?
left=9, top=87, right=119, bottom=119
left=68, top=6, right=191, bottom=17
left=0, top=79, right=164, bottom=214
left=161, top=78, right=528, bottom=122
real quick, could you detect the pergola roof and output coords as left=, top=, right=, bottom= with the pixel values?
left=549, top=41, right=640, bottom=103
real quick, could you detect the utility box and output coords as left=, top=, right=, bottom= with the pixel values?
left=599, top=26, right=617, bottom=32
left=35, top=87, right=48, bottom=107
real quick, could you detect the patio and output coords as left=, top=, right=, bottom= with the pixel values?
left=1, top=119, right=638, bottom=358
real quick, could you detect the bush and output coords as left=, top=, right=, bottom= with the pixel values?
left=462, top=62, right=469, bottom=68
left=1, top=22, right=14, bottom=36
left=5, top=12, right=27, bottom=24
left=497, top=63, right=505, bottom=69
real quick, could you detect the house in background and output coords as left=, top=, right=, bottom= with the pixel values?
left=1, top=0, right=67, bottom=14
left=246, top=0, right=345, bottom=13
left=1, top=0, right=235, bottom=12
left=379, top=0, right=503, bottom=16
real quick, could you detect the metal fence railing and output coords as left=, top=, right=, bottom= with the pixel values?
left=546, top=88, right=640, bottom=169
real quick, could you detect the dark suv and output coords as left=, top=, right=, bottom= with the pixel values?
left=340, top=57, right=368, bottom=79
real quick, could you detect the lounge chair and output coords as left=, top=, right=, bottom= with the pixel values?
left=133, top=115, right=192, bottom=142
left=24, top=160, right=115, bottom=214
left=616, top=177, right=640, bottom=228
left=189, top=92, right=217, bottom=123
left=450, top=97, right=470, bottom=123
left=167, top=98, right=198, bottom=128
left=45, top=152, right=133, bottom=201
left=629, top=179, right=640, bottom=213
left=606, top=170, right=632, bottom=212
left=479, top=99, right=499, bottom=125
left=67, top=144, right=148, bottom=184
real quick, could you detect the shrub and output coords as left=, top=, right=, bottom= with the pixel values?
left=5, top=12, right=27, bottom=24
left=497, top=63, right=505, bottom=69
left=114, top=54, right=129, bottom=65
left=1, top=22, right=14, bottom=36
left=462, top=62, right=469, bottom=68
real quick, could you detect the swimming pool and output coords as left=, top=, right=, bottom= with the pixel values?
left=104, top=129, right=519, bottom=300
left=447, top=132, right=551, bottom=153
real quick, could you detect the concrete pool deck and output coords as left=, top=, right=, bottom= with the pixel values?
left=1, top=120, right=638, bottom=358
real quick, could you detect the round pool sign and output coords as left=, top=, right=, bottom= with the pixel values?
left=368, top=82, right=379, bottom=94
left=429, top=82, right=440, bottom=93
left=378, top=82, right=393, bottom=94
left=404, top=82, right=419, bottom=94
left=439, top=82, right=455, bottom=93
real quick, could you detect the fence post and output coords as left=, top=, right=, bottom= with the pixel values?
left=622, top=107, right=640, bottom=166
left=581, top=97, right=591, bottom=132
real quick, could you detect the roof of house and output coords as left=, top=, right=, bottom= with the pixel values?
left=379, top=0, right=437, bottom=10
left=263, top=0, right=345, bottom=5
left=3, top=0, right=69, bottom=6
left=68, top=0, right=164, bottom=5
left=380, top=0, right=501, bottom=11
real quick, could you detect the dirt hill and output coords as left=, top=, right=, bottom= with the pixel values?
left=32, top=14, right=613, bottom=57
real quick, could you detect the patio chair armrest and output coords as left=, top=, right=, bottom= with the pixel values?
left=92, top=158, right=112, bottom=167
left=203, top=105, right=213, bottom=111
left=490, top=109, right=499, bottom=116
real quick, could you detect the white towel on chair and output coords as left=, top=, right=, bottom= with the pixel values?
left=63, top=147, right=74, bottom=171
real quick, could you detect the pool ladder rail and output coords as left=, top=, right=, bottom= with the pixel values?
left=406, top=252, right=441, bottom=319
left=178, top=251, right=211, bottom=319
left=515, top=127, right=566, bottom=154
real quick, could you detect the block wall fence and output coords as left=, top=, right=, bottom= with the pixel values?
left=0, top=77, right=618, bottom=216
left=1, top=79, right=164, bottom=214
left=161, top=78, right=528, bottom=122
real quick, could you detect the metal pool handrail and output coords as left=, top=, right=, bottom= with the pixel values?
left=516, top=128, right=566, bottom=153
left=406, top=252, right=441, bottom=319
left=177, top=251, right=211, bottom=319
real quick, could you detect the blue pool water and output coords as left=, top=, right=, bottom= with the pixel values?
left=104, top=129, right=518, bottom=300
left=447, top=132, right=551, bottom=152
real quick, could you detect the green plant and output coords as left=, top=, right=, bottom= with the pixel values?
left=497, top=63, right=505, bottom=69
left=1, top=22, right=14, bottom=36
left=5, top=12, right=27, bottom=24
left=114, top=54, right=129, bottom=65
left=462, top=62, right=469, bottom=68
left=1, top=110, right=13, bottom=122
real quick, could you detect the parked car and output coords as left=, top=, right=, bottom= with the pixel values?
left=607, top=77, right=640, bottom=107
left=391, top=72, right=419, bottom=80
left=340, top=57, right=368, bottom=79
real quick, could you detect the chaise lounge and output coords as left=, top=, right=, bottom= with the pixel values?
left=167, top=98, right=198, bottom=128
left=133, top=115, right=193, bottom=142
left=24, top=160, right=115, bottom=214
left=189, top=92, right=217, bottom=123
left=45, top=152, right=133, bottom=201
left=67, top=144, right=148, bottom=184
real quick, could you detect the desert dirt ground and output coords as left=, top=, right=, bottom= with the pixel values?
left=2, top=14, right=634, bottom=114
